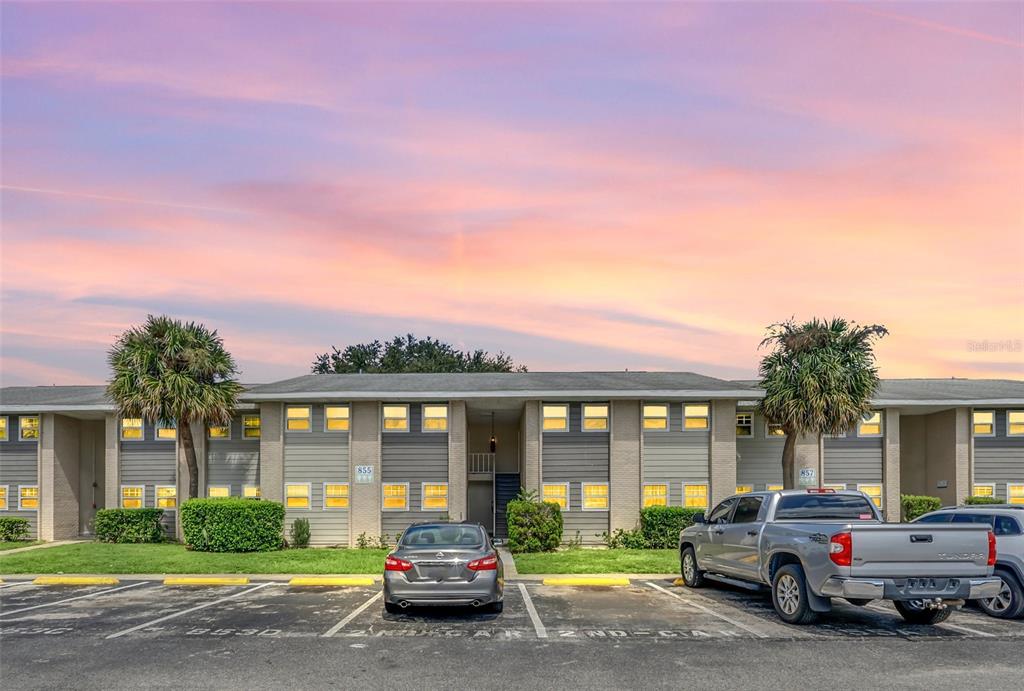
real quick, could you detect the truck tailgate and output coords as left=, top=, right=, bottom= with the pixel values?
left=849, top=525, right=991, bottom=578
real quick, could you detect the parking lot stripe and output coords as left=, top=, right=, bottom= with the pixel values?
left=321, top=591, right=382, bottom=637
left=106, top=582, right=275, bottom=639
left=518, top=583, right=548, bottom=639
left=0, top=582, right=33, bottom=590
left=0, top=582, right=147, bottom=617
left=645, top=581, right=769, bottom=639
left=864, top=603, right=996, bottom=638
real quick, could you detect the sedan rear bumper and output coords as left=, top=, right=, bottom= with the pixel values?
left=819, top=576, right=1003, bottom=601
left=384, top=572, right=502, bottom=606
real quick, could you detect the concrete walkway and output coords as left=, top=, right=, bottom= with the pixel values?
left=0, top=540, right=86, bottom=556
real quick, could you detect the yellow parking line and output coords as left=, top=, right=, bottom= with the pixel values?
left=163, top=577, right=250, bottom=586
left=542, top=577, right=631, bottom=587
left=33, top=576, right=120, bottom=586
left=289, top=577, right=375, bottom=587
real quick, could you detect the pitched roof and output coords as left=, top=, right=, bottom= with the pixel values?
left=0, top=385, right=111, bottom=411
left=735, top=378, right=1024, bottom=405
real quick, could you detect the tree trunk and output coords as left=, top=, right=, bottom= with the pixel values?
left=179, top=421, right=200, bottom=499
left=781, top=432, right=797, bottom=489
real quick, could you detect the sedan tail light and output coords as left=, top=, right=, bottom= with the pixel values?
left=988, top=530, right=997, bottom=567
left=829, top=531, right=853, bottom=567
left=467, top=553, right=499, bottom=571
left=385, top=555, right=413, bottom=572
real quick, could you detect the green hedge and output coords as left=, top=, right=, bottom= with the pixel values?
left=507, top=499, right=563, bottom=553
left=94, top=508, right=165, bottom=543
left=640, top=506, right=705, bottom=548
left=0, top=517, right=30, bottom=542
left=181, top=499, right=284, bottom=552
left=965, top=495, right=1003, bottom=505
left=900, top=494, right=942, bottom=521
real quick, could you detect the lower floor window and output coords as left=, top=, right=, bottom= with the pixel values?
left=1009, top=484, right=1024, bottom=505
left=324, top=483, right=350, bottom=509
left=285, top=483, right=311, bottom=509
left=858, top=484, right=883, bottom=508
left=156, top=485, right=177, bottom=509
left=765, top=484, right=784, bottom=492
left=0, top=485, right=7, bottom=510
left=382, top=483, right=409, bottom=511
left=121, top=485, right=144, bottom=509
left=421, top=483, right=448, bottom=511
left=207, top=486, right=230, bottom=498
left=582, top=483, right=609, bottom=510
left=542, top=483, right=568, bottom=509
left=683, top=483, right=708, bottom=509
left=735, top=485, right=753, bottom=494
left=643, top=483, right=667, bottom=507
left=243, top=485, right=261, bottom=498
left=972, top=484, right=995, bottom=498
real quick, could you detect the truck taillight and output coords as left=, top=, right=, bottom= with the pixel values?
left=385, top=555, right=413, bottom=572
left=988, top=530, right=997, bottom=567
left=829, top=531, right=852, bottom=567
left=468, top=553, right=498, bottom=571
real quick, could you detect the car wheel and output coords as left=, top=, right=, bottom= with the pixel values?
left=977, top=570, right=1024, bottom=620
left=384, top=601, right=402, bottom=615
left=681, top=547, right=705, bottom=588
left=893, top=600, right=953, bottom=625
left=771, top=564, right=818, bottom=625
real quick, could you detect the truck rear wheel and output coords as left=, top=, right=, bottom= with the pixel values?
left=680, top=546, right=705, bottom=588
left=893, top=600, right=953, bottom=625
left=771, top=564, right=818, bottom=625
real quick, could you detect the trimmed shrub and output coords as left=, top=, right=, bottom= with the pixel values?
left=604, top=527, right=649, bottom=549
left=290, top=518, right=311, bottom=548
left=0, top=517, right=30, bottom=542
left=94, top=508, right=165, bottom=544
left=965, top=495, right=1003, bottom=505
left=181, top=499, right=284, bottom=552
left=640, top=506, right=705, bottom=548
left=507, top=499, right=563, bottom=553
left=900, top=494, right=942, bottom=521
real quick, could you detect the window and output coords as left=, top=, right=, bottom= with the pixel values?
left=422, top=405, right=448, bottom=432
left=643, top=483, right=668, bottom=508
left=582, top=483, right=609, bottom=510
left=857, top=411, right=882, bottom=437
left=0, top=417, right=7, bottom=441
left=243, top=485, right=261, bottom=498
left=973, top=410, right=994, bottom=436
left=1008, top=411, right=1024, bottom=436
left=19, top=485, right=39, bottom=510
left=382, top=405, right=409, bottom=432
left=242, top=415, right=261, bottom=439
left=19, top=416, right=39, bottom=441
left=207, top=486, right=230, bottom=498
left=766, top=423, right=785, bottom=437
left=582, top=404, right=609, bottom=431
left=766, top=484, right=784, bottom=492
left=208, top=421, right=230, bottom=439
left=775, top=494, right=878, bottom=521
left=421, top=483, right=448, bottom=511
left=285, top=483, right=311, bottom=509
left=542, top=404, right=568, bottom=431
left=732, top=496, right=764, bottom=524
left=542, top=483, right=569, bottom=509
left=156, top=421, right=177, bottom=440
left=995, top=515, right=1022, bottom=536
left=707, top=498, right=737, bottom=524
left=324, top=483, right=350, bottom=509
left=325, top=406, right=350, bottom=432
left=858, top=484, right=883, bottom=508
left=683, top=483, right=708, bottom=509
left=735, top=413, right=753, bottom=437
left=1008, top=484, right=1024, bottom=506
left=286, top=406, right=311, bottom=431
left=972, top=484, right=996, bottom=498
left=684, top=404, right=709, bottom=430
left=382, top=483, right=409, bottom=511
left=643, top=404, right=668, bottom=430
left=735, top=485, right=753, bottom=494
left=0, top=485, right=7, bottom=510
left=156, top=485, right=177, bottom=509
left=915, top=513, right=953, bottom=524
left=121, top=485, right=144, bottom=509
left=121, top=418, right=143, bottom=441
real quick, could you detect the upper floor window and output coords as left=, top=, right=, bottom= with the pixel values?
left=1008, top=411, right=1024, bottom=436
left=973, top=410, right=995, bottom=436
left=735, top=413, right=753, bottom=437
left=542, top=404, right=568, bottom=431
left=582, top=404, right=609, bottom=431
left=0, top=417, right=7, bottom=441
left=422, top=405, right=448, bottom=432
left=325, top=406, right=350, bottom=432
left=642, top=404, right=668, bottom=430
left=19, top=485, right=39, bottom=510
left=382, top=405, right=409, bottom=431
left=684, top=404, right=709, bottom=430
left=208, top=421, right=230, bottom=439
left=242, top=415, right=261, bottom=439
left=121, top=417, right=143, bottom=441
left=857, top=411, right=882, bottom=437
left=766, top=423, right=786, bottom=437
left=156, top=421, right=177, bottom=441
left=286, top=406, right=311, bottom=431
left=19, top=415, right=40, bottom=441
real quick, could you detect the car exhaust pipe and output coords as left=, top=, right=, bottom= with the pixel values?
left=470, top=600, right=481, bottom=608
left=398, top=600, right=410, bottom=609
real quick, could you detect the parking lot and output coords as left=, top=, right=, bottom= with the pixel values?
left=2, top=578, right=1022, bottom=689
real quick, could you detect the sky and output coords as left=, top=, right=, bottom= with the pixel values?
left=1, top=1, right=1022, bottom=387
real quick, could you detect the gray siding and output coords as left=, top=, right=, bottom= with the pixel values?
left=823, top=433, right=883, bottom=484
left=119, top=420, right=177, bottom=508
left=206, top=414, right=260, bottom=495
left=736, top=410, right=785, bottom=489
left=0, top=417, right=39, bottom=537
left=974, top=410, right=1024, bottom=501
left=642, top=402, right=710, bottom=505
left=381, top=404, right=449, bottom=538
left=543, top=403, right=609, bottom=543
left=284, top=405, right=350, bottom=546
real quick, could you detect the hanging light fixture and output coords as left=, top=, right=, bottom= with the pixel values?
left=489, top=412, right=497, bottom=453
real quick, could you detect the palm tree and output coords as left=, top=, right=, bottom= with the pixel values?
left=107, top=315, right=244, bottom=499
left=758, top=318, right=888, bottom=488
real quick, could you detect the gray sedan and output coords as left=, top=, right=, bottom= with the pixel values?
left=383, top=522, right=503, bottom=614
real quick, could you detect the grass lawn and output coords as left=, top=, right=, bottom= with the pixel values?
left=513, top=548, right=679, bottom=574
left=0, top=542, right=390, bottom=574
left=0, top=541, right=43, bottom=552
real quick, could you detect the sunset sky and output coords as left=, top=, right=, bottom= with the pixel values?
left=1, top=2, right=1022, bottom=387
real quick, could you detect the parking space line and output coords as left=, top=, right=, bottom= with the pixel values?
left=517, top=583, right=548, bottom=639
left=645, top=581, right=769, bottom=638
left=0, top=582, right=148, bottom=617
left=321, top=591, right=382, bottom=637
left=865, top=603, right=996, bottom=638
left=0, top=582, right=33, bottom=590
left=106, top=582, right=275, bottom=639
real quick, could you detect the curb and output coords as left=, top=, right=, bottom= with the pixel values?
left=288, top=576, right=375, bottom=587
left=33, top=576, right=120, bottom=586
left=163, top=577, right=250, bottom=586
left=673, top=578, right=685, bottom=586
left=541, top=576, right=631, bottom=587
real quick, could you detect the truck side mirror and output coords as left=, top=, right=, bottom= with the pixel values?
left=692, top=512, right=706, bottom=524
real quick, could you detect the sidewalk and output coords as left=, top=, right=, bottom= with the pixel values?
left=1, top=540, right=86, bottom=556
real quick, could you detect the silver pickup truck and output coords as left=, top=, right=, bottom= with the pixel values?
left=679, top=489, right=1002, bottom=625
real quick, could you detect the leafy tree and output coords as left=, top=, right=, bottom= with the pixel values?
left=312, top=334, right=526, bottom=374
left=107, top=315, right=244, bottom=499
left=758, top=318, right=888, bottom=488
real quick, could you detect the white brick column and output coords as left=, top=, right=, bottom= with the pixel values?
left=39, top=414, right=81, bottom=541
left=520, top=400, right=541, bottom=494
left=710, top=400, right=737, bottom=507
left=349, top=401, right=381, bottom=545
left=953, top=407, right=971, bottom=503
left=792, top=433, right=821, bottom=488
left=448, top=401, right=467, bottom=521
left=259, top=403, right=284, bottom=503
left=104, top=413, right=120, bottom=509
left=610, top=400, right=641, bottom=532
left=883, top=409, right=901, bottom=521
